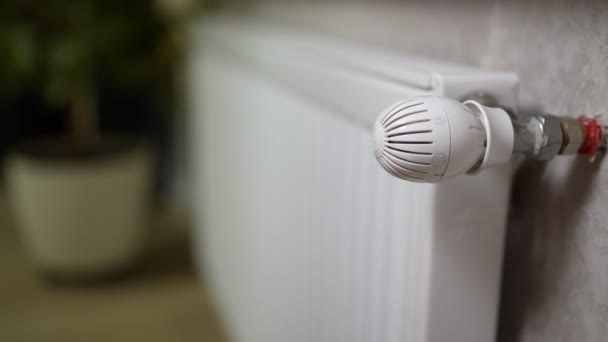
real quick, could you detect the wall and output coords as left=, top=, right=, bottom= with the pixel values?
left=227, top=0, right=608, bottom=341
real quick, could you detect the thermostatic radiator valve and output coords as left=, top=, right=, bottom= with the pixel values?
left=373, top=95, right=607, bottom=183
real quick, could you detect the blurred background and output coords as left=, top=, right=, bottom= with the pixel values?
left=0, top=0, right=229, bottom=341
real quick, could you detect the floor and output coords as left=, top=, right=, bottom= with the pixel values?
left=0, top=195, right=229, bottom=342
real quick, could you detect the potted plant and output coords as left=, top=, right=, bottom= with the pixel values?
left=1, top=1, right=174, bottom=281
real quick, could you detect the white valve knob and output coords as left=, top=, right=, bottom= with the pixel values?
left=373, top=95, right=514, bottom=183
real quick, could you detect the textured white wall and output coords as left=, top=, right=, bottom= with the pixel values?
left=222, top=1, right=608, bottom=340
left=483, top=2, right=608, bottom=341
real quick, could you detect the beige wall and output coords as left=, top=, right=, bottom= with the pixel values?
left=232, top=1, right=608, bottom=341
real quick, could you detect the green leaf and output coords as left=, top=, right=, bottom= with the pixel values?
left=0, top=25, right=37, bottom=92
left=43, top=74, right=73, bottom=106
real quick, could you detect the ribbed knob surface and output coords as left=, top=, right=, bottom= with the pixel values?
left=373, top=96, right=449, bottom=183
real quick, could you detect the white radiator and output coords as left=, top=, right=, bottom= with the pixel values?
left=189, top=17, right=518, bottom=342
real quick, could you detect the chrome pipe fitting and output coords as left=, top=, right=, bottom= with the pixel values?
left=512, top=113, right=563, bottom=160
left=512, top=112, right=606, bottom=161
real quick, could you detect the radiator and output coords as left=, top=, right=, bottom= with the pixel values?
left=189, top=16, right=518, bottom=342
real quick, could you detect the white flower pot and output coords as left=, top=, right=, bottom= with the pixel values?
left=5, top=139, right=152, bottom=278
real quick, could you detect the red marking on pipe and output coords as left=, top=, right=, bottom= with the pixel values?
left=578, top=116, right=603, bottom=154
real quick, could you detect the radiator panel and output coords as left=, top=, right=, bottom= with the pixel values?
left=190, top=17, right=517, bottom=342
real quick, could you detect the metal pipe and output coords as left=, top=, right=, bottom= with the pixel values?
left=511, top=113, right=563, bottom=160
left=511, top=112, right=606, bottom=160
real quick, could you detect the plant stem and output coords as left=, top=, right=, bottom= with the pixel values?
left=69, top=80, right=100, bottom=152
